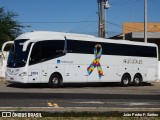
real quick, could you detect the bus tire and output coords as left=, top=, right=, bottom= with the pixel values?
left=121, top=73, right=131, bottom=87
left=49, top=73, right=62, bottom=88
left=133, top=74, right=142, bottom=86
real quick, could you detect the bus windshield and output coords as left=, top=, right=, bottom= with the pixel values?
left=7, top=39, right=31, bottom=68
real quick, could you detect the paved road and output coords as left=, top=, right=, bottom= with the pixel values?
left=0, top=81, right=160, bottom=94
left=0, top=81, right=160, bottom=110
left=0, top=92, right=160, bottom=108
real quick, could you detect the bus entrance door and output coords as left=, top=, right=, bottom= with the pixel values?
left=41, top=63, right=48, bottom=83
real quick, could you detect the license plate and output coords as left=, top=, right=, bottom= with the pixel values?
left=10, top=78, right=14, bottom=80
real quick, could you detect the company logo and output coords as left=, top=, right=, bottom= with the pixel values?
left=2, top=112, right=11, bottom=117
left=57, top=60, right=61, bottom=64
left=57, top=60, right=73, bottom=64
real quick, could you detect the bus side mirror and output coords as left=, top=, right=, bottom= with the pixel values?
left=23, top=41, right=30, bottom=51
left=23, top=39, right=36, bottom=51
left=1, top=41, right=14, bottom=52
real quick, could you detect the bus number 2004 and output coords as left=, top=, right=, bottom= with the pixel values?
left=31, top=72, right=38, bottom=76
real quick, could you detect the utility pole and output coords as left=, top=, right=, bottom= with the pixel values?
left=98, top=0, right=103, bottom=38
left=144, top=0, right=147, bottom=43
left=97, top=0, right=110, bottom=38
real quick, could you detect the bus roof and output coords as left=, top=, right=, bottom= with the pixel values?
left=15, top=31, right=157, bottom=51
left=16, top=31, right=95, bottom=41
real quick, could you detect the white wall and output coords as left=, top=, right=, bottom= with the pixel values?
left=158, top=61, right=160, bottom=81
left=0, top=52, right=9, bottom=78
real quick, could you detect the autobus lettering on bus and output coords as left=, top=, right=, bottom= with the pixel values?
left=123, top=58, right=143, bottom=64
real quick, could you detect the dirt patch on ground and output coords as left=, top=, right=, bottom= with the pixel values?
left=0, top=78, right=5, bottom=81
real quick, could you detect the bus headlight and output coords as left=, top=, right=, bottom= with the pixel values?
left=19, top=72, right=27, bottom=77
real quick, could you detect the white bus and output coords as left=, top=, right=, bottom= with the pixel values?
left=5, top=31, right=158, bottom=87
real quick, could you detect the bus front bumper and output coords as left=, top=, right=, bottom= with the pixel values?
left=5, top=71, right=28, bottom=83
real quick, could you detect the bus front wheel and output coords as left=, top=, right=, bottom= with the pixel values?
left=49, top=73, right=62, bottom=88
left=121, top=73, right=131, bottom=87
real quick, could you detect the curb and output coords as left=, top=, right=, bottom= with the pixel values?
left=152, top=81, right=160, bottom=86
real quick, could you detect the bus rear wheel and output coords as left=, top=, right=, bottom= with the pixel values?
left=49, top=73, right=62, bottom=88
left=121, top=73, right=131, bottom=87
left=133, top=74, right=142, bottom=86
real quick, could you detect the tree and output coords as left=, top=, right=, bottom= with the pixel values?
left=0, top=7, right=24, bottom=49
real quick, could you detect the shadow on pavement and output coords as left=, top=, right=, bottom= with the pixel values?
left=6, top=82, right=153, bottom=89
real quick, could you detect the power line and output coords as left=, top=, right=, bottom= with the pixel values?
left=72, top=7, right=98, bottom=31
left=106, top=21, right=144, bottom=32
left=110, top=0, right=139, bottom=6
left=20, top=20, right=158, bottom=32
left=21, top=20, right=160, bottom=36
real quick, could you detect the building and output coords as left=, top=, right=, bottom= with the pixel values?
left=110, top=22, right=160, bottom=57
left=123, top=22, right=160, bottom=34
left=123, top=22, right=160, bottom=44
left=110, top=22, right=160, bottom=40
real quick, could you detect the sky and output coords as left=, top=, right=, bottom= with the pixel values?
left=0, top=0, right=160, bottom=37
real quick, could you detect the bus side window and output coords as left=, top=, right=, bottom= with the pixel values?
left=29, top=40, right=65, bottom=65
left=29, top=42, right=41, bottom=65
left=41, top=40, right=65, bottom=60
